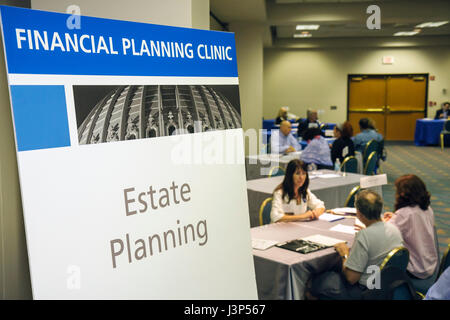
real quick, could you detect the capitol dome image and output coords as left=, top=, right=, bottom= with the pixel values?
left=76, top=85, right=242, bottom=145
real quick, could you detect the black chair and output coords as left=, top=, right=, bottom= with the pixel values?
left=363, top=151, right=377, bottom=175
left=259, top=197, right=272, bottom=226
left=268, top=166, right=285, bottom=178
left=340, top=156, right=358, bottom=174
left=363, top=139, right=379, bottom=167
left=380, top=246, right=410, bottom=271
left=437, top=244, right=450, bottom=279
left=440, top=119, right=450, bottom=151
left=344, top=185, right=360, bottom=207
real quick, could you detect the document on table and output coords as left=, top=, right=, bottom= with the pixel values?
left=319, top=213, right=345, bottom=222
left=318, top=173, right=342, bottom=179
left=252, top=238, right=279, bottom=250
left=329, top=224, right=357, bottom=235
left=330, top=207, right=357, bottom=215
left=354, top=217, right=366, bottom=229
left=302, top=234, right=346, bottom=246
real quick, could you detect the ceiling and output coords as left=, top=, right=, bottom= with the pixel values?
left=210, top=0, right=450, bottom=48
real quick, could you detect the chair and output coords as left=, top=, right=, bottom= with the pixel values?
left=259, top=197, right=273, bottom=226
left=380, top=247, right=410, bottom=272
left=268, top=166, right=285, bottom=178
left=340, top=156, right=358, bottom=174
left=437, top=244, right=450, bottom=279
left=363, top=151, right=377, bottom=175
left=344, top=185, right=360, bottom=207
left=363, top=139, right=379, bottom=167
left=440, top=119, right=450, bottom=151
left=319, top=123, right=326, bottom=130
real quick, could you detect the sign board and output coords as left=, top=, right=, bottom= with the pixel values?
left=360, top=174, right=388, bottom=189
left=0, top=5, right=257, bottom=299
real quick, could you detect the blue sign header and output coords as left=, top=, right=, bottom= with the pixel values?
left=0, top=6, right=238, bottom=77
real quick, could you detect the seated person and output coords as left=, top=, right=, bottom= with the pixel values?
left=270, top=159, right=325, bottom=223
left=425, top=267, right=450, bottom=300
left=382, top=174, right=438, bottom=280
left=308, top=190, right=403, bottom=300
left=297, top=109, right=321, bottom=139
left=270, top=120, right=301, bottom=154
left=434, top=101, right=450, bottom=120
left=275, top=107, right=288, bottom=125
left=353, top=118, right=383, bottom=153
left=331, top=121, right=355, bottom=166
left=300, top=128, right=333, bottom=169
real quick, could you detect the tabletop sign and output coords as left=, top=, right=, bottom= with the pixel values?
left=0, top=5, right=257, bottom=299
left=360, top=174, right=388, bottom=189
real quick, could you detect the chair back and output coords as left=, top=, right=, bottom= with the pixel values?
left=340, top=156, right=358, bottom=173
left=259, top=197, right=273, bottom=226
left=438, top=244, right=450, bottom=279
left=363, top=139, right=379, bottom=165
left=319, top=123, right=326, bottom=130
left=268, top=166, right=285, bottom=178
left=380, top=247, right=410, bottom=272
left=363, top=151, right=377, bottom=175
left=444, top=119, right=450, bottom=132
left=344, top=185, right=360, bottom=207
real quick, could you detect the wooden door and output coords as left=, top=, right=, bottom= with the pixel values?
left=348, top=74, right=427, bottom=141
left=385, top=75, right=427, bottom=140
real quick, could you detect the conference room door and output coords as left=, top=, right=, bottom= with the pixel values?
left=348, top=74, right=428, bottom=140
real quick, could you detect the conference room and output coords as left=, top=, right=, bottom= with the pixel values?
left=0, top=0, right=449, bottom=304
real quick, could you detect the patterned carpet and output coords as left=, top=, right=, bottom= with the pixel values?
left=380, top=142, right=450, bottom=257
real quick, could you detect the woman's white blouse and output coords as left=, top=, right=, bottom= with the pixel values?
left=270, top=188, right=325, bottom=223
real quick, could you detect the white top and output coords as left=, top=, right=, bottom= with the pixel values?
left=270, top=188, right=325, bottom=223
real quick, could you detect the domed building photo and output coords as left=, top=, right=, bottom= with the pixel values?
left=74, top=85, right=242, bottom=145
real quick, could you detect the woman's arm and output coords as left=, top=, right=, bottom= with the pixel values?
left=277, top=211, right=315, bottom=222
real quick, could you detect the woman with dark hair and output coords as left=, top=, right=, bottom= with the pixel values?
left=383, top=174, right=438, bottom=280
left=331, top=121, right=355, bottom=166
left=270, top=159, right=325, bottom=223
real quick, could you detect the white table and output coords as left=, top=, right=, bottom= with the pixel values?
left=252, top=219, right=356, bottom=300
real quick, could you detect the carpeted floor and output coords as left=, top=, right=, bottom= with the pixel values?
left=380, top=142, right=450, bottom=258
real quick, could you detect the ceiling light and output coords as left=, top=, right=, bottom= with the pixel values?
left=296, top=25, right=320, bottom=30
left=415, top=21, right=449, bottom=28
left=294, top=33, right=312, bottom=38
left=393, top=31, right=420, bottom=36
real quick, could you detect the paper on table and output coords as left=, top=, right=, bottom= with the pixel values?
left=319, top=213, right=345, bottom=222
left=329, top=224, right=357, bottom=235
left=354, top=217, right=366, bottom=229
left=318, top=173, right=342, bottom=179
left=330, top=207, right=357, bottom=215
left=302, top=234, right=346, bottom=246
left=252, top=238, right=279, bottom=250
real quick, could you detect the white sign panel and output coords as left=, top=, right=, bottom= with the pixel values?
left=0, top=6, right=257, bottom=299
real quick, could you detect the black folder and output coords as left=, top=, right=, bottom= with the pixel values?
left=275, top=239, right=329, bottom=254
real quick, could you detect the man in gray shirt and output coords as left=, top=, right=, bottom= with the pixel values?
left=308, top=190, right=403, bottom=299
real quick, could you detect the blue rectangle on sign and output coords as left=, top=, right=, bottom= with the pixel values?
left=10, top=85, right=71, bottom=151
left=0, top=5, right=238, bottom=77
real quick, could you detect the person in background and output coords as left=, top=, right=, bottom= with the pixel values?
left=275, top=107, right=289, bottom=124
left=434, top=102, right=450, bottom=120
left=353, top=117, right=383, bottom=153
left=270, top=159, right=325, bottom=223
left=300, top=128, right=333, bottom=169
left=270, top=120, right=301, bottom=154
left=424, top=267, right=450, bottom=300
left=297, top=109, right=321, bottom=139
left=307, top=190, right=403, bottom=300
left=331, top=121, right=355, bottom=166
left=382, top=174, right=438, bottom=281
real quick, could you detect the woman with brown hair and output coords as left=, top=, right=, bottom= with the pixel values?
left=383, top=174, right=438, bottom=280
left=330, top=121, right=355, bottom=166
left=270, top=159, right=325, bottom=223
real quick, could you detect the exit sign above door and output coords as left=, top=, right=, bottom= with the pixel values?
left=382, top=56, right=395, bottom=64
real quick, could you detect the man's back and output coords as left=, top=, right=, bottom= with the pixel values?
left=345, top=221, right=403, bottom=286
left=354, top=129, right=382, bottom=153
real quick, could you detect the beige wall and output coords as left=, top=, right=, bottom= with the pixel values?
left=264, top=46, right=450, bottom=124
left=230, top=23, right=264, bottom=154
left=32, top=0, right=209, bottom=29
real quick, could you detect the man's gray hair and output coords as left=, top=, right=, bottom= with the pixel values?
left=355, top=189, right=383, bottom=220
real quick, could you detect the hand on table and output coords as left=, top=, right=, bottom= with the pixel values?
left=334, top=242, right=349, bottom=258
left=382, top=212, right=394, bottom=222
left=286, top=146, right=296, bottom=153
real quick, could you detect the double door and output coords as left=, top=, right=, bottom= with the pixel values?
left=348, top=74, right=428, bottom=140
